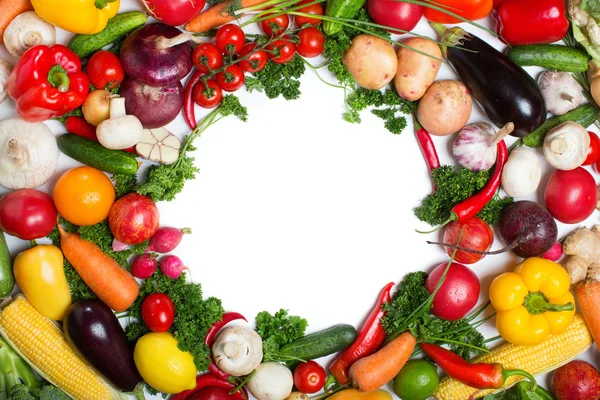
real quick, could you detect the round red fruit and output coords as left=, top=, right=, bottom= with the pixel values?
left=0, top=189, right=57, bottom=240
left=294, top=361, right=327, bottom=394
left=295, top=0, right=324, bottom=26
left=238, top=43, right=268, bottom=73
left=544, top=167, right=597, bottom=224
left=442, top=217, right=494, bottom=265
left=260, top=14, right=290, bottom=36
left=267, top=36, right=296, bottom=64
left=193, top=79, right=223, bottom=108
left=216, top=65, right=245, bottom=92
left=87, top=50, right=124, bottom=90
left=584, top=131, right=600, bottom=165
left=297, top=27, right=325, bottom=58
left=216, top=24, right=246, bottom=55
left=425, top=262, right=480, bottom=321
left=193, top=43, right=224, bottom=74
left=108, top=193, right=160, bottom=245
left=141, top=293, right=175, bottom=332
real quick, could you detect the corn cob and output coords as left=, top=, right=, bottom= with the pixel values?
left=435, top=314, right=592, bottom=400
left=0, top=296, right=118, bottom=400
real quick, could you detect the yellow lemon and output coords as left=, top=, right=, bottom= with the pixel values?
left=134, top=332, right=197, bottom=394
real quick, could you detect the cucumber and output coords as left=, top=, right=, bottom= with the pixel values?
left=0, top=232, right=14, bottom=298
left=523, top=104, right=598, bottom=147
left=279, top=324, right=357, bottom=365
left=57, top=134, right=139, bottom=175
left=507, top=45, right=590, bottom=73
left=323, top=0, right=365, bottom=36
left=68, top=11, right=148, bottom=59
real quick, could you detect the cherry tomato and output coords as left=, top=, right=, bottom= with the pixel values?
left=584, top=131, right=600, bottom=165
left=87, top=50, right=124, bottom=90
left=293, top=361, right=326, bottom=394
left=141, top=293, right=175, bottom=332
left=425, top=262, right=480, bottom=321
left=295, top=0, right=324, bottom=26
left=215, top=24, right=246, bottom=55
left=238, top=43, right=269, bottom=73
left=215, top=65, right=245, bottom=92
left=0, top=189, right=57, bottom=240
left=193, top=79, right=223, bottom=108
left=297, top=27, right=324, bottom=58
left=260, top=14, right=290, bottom=36
left=193, top=43, right=224, bottom=74
left=267, top=36, right=296, bottom=64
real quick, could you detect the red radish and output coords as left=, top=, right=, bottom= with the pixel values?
left=366, top=0, right=422, bottom=33
left=138, top=0, right=206, bottom=27
left=109, top=193, right=160, bottom=245
left=160, top=255, right=187, bottom=279
left=544, top=167, right=597, bottom=224
left=131, top=253, right=159, bottom=279
left=541, top=242, right=563, bottom=262
left=551, top=360, right=600, bottom=400
left=442, top=217, right=493, bottom=264
left=148, top=227, right=192, bottom=253
left=425, top=262, right=480, bottom=321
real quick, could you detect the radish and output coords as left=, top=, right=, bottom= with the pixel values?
left=147, top=227, right=191, bottom=253
left=160, top=255, right=187, bottom=279
left=541, top=242, right=564, bottom=262
left=132, top=253, right=159, bottom=279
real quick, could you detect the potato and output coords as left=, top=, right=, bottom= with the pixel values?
left=417, top=80, right=472, bottom=136
left=342, top=34, right=397, bottom=90
left=394, top=37, right=442, bottom=101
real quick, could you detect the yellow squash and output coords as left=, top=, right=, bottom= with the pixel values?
left=329, top=389, right=392, bottom=400
left=14, top=245, right=71, bottom=321
left=31, top=0, right=120, bottom=34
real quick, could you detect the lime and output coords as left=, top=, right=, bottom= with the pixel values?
left=393, top=359, right=439, bottom=400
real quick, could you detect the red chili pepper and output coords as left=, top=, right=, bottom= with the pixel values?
left=65, top=116, right=98, bottom=141
left=329, top=282, right=394, bottom=385
left=419, top=343, right=536, bottom=390
left=7, top=45, right=90, bottom=122
left=170, top=373, right=247, bottom=400
left=208, top=361, right=231, bottom=381
left=205, top=312, right=247, bottom=347
left=495, top=0, right=568, bottom=45
left=414, top=120, right=440, bottom=193
left=184, top=69, right=204, bottom=130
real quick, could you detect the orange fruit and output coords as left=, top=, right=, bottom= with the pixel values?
left=53, top=166, right=115, bottom=226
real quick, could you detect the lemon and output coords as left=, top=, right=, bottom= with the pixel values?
left=134, top=332, right=197, bottom=394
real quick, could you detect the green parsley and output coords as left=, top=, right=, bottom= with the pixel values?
left=344, top=87, right=414, bottom=134
left=414, top=166, right=513, bottom=226
left=112, top=173, right=138, bottom=198
left=246, top=55, right=306, bottom=100
left=255, top=309, right=308, bottom=362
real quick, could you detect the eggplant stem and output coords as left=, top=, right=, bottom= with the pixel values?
left=489, top=122, right=514, bottom=146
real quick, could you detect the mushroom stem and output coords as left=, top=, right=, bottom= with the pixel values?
left=109, top=97, right=127, bottom=119
left=549, top=138, right=568, bottom=155
left=488, top=122, right=514, bottom=146
left=155, top=33, right=201, bottom=49
left=24, top=31, right=43, bottom=47
left=224, top=342, right=244, bottom=358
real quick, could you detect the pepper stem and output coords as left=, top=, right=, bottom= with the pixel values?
left=29, top=240, right=37, bottom=247
left=523, top=292, right=575, bottom=315
left=47, top=65, right=70, bottom=93
left=503, top=368, right=537, bottom=392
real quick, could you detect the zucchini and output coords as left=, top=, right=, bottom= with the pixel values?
left=523, top=104, right=598, bottom=147
left=68, top=11, right=147, bottom=59
left=279, top=324, right=357, bottom=365
left=323, top=0, right=365, bottom=36
left=0, top=232, right=14, bottom=298
left=507, top=45, right=590, bottom=73
left=57, top=134, right=139, bottom=175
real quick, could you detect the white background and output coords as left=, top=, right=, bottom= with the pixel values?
left=0, top=1, right=598, bottom=398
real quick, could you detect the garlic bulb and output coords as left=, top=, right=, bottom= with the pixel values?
left=135, top=127, right=181, bottom=165
left=0, top=118, right=59, bottom=189
left=453, top=122, right=514, bottom=171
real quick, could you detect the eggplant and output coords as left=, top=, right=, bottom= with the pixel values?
left=432, top=24, right=546, bottom=137
left=64, top=300, right=142, bottom=392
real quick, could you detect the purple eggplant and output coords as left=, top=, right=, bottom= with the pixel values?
left=432, top=24, right=546, bottom=137
left=64, top=300, right=142, bottom=392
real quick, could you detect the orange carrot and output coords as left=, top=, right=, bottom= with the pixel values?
left=184, top=0, right=269, bottom=33
left=348, top=332, right=416, bottom=392
left=0, top=0, right=33, bottom=45
left=575, top=281, right=600, bottom=350
left=58, top=225, right=139, bottom=312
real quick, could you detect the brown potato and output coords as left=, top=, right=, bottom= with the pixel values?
left=394, top=38, right=442, bottom=101
left=417, top=80, right=472, bottom=136
left=342, top=34, right=397, bottom=90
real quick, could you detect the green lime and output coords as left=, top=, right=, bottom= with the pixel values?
left=393, top=359, right=439, bottom=400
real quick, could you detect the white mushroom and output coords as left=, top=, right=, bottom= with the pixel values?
left=247, top=362, right=294, bottom=400
left=3, top=11, right=56, bottom=58
left=0, top=118, right=59, bottom=189
left=538, top=71, right=582, bottom=116
left=543, top=121, right=590, bottom=170
left=501, top=147, right=542, bottom=198
left=96, top=97, right=143, bottom=150
left=0, top=59, right=13, bottom=105
left=212, top=326, right=263, bottom=377
left=136, top=127, right=181, bottom=165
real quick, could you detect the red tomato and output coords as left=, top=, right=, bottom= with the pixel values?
left=216, top=24, right=246, bottom=55
left=87, top=50, right=125, bottom=90
left=188, top=387, right=235, bottom=400
left=193, top=79, right=223, bottom=108
left=293, top=361, right=326, bottom=394
left=297, top=27, right=324, bottom=58
left=215, top=65, right=245, bottom=92
left=425, top=262, right=480, bottom=321
left=0, top=189, right=57, bottom=240
left=193, top=43, right=224, bottom=74
left=367, top=0, right=422, bottom=33
left=295, top=0, right=324, bottom=26
left=267, top=36, right=296, bottom=64
left=141, top=293, right=175, bottom=332
left=544, top=167, right=598, bottom=224
left=442, top=217, right=493, bottom=264
left=260, top=14, right=290, bottom=36
left=238, top=43, right=269, bottom=73
left=584, top=131, right=600, bottom=165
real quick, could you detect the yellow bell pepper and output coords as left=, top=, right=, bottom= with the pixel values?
left=14, top=245, right=71, bottom=321
left=489, top=257, right=575, bottom=346
left=31, top=0, right=120, bottom=34
left=329, top=389, right=392, bottom=400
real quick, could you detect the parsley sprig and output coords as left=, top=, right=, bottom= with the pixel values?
left=255, top=309, right=308, bottom=362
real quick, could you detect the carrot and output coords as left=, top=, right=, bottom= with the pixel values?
left=575, top=281, right=600, bottom=350
left=0, top=0, right=33, bottom=45
left=348, top=331, right=417, bottom=392
left=184, top=0, right=269, bottom=33
left=58, top=225, right=139, bottom=312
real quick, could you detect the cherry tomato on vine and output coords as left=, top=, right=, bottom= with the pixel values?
left=141, top=293, right=175, bottom=332
left=216, top=65, right=245, bottom=92
left=260, top=14, right=290, bottom=36
left=193, top=43, right=224, bottom=74
left=293, top=361, right=326, bottom=394
left=215, top=24, right=246, bottom=55
left=238, top=43, right=269, bottom=73
left=295, top=0, right=324, bottom=26
left=584, top=131, right=600, bottom=165
left=297, top=27, right=324, bottom=58
left=87, top=50, right=124, bottom=90
left=267, top=36, right=296, bottom=64
left=193, top=79, right=223, bottom=108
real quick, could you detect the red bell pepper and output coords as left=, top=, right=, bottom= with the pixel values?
left=495, top=0, right=569, bottom=46
left=424, top=0, right=493, bottom=24
left=7, top=44, right=89, bottom=122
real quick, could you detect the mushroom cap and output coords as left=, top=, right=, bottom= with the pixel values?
left=3, top=11, right=56, bottom=58
left=212, top=326, right=263, bottom=377
left=247, top=362, right=294, bottom=400
left=543, top=121, right=590, bottom=171
left=501, top=147, right=541, bottom=198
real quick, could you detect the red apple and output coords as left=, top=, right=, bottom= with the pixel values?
left=108, top=193, right=159, bottom=245
left=552, top=360, right=600, bottom=400
left=442, top=217, right=494, bottom=264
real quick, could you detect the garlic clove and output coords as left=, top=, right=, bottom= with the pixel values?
left=136, top=128, right=181, bottom=165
